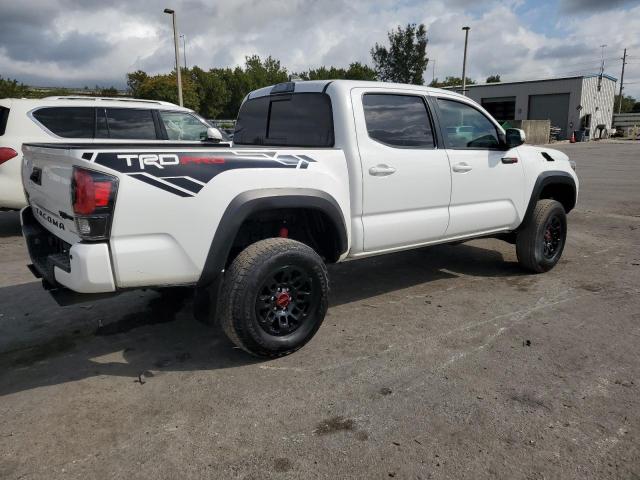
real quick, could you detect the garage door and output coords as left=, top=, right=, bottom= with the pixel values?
left=528, top=93, right=570, bottom=139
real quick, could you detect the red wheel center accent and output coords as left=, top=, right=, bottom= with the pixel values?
left=276, top=292, right=291, bottom=308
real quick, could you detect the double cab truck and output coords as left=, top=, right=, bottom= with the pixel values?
left=20, top=80, right=578, bottom=357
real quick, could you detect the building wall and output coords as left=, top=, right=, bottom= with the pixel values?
left=464, top=76, right=616, bottom=140
left=579, top=76, right=616, bottom=137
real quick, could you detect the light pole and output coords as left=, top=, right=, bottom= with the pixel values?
left=461, top=26, right=470, bottom=96
left=164, top=8, right=183, bottom=106
left=180, top=34, right=187, bottom=69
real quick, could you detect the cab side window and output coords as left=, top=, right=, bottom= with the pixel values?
left=159, top=112, right=209, bottom=141
left=437, top=98, right=501, bottom=149
left=363, top=94, right=435, bottom=148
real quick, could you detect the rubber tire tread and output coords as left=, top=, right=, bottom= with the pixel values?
left=219, top=238, right=329, bottom=357
left=516, top=199, right=566, bottom=273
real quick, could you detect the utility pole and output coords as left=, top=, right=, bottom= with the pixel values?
left=461, top=27, right=470, bottom=95
left=163, top=8, right=183, bottom=106
left=432, top=58, right=436, bottom=84
left=180, top=34, right=187, bottom=69
left=618, top=48, right=627, bottom=114
left=598, top=44, right=607, bottom=91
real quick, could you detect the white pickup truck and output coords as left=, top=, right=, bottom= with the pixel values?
left=20, top=80, right=578, bottom=357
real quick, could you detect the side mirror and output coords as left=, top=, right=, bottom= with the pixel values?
left=205, top=127, right=223, bottom=143
left=505, top=128, right=525, bottom=148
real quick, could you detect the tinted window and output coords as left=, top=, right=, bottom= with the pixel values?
left=159, top=111, right=209, bottom=141
left=363, top=94, right=434, bottom=148
left=105, top=108, right=157, bottom=139
left=96, top=108, right=109, bottom=138
left=0, top=107, right=9, bottom=136
left=32, top=107, right=94, bottom=138
left=234, top=93, right=334, bottom=147
left=437, top=99, right=501, bottom=149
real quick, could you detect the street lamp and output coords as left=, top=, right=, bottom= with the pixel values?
left=461, top=26, right=470, bottom=96
left=163, top=8, right=183, bottom=106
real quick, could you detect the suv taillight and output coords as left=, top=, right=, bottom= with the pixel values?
left=0, top=147, right=18, bottom=166
left=71, top=167, right=118, bottom=240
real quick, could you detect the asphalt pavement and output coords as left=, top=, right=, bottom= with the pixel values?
left=0, top=141, right=638, bottom=479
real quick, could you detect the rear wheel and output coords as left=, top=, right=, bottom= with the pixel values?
left=219, top=238, right=328, bottom=357
left=516, top=199, right=567, bottom=273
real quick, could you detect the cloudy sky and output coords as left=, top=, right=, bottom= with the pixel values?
left=1, top=0, right=639, bottom=97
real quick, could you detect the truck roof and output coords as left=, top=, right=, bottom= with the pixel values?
left=247, top=79, right=468, bottom=101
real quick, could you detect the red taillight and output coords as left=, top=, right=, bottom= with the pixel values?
left=71, top=167, right=118, bottom=240
left=73, top=168, right=114, bottom=215
left=0, top=147, right=18, bottom=166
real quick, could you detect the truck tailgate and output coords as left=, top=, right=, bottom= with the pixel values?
left=22, top=144, right=80, bottom=244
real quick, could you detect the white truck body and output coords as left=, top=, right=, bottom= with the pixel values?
left=20, top=80, right=578, bottom=356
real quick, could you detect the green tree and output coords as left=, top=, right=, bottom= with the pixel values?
left=137, top=72, right=200, bottom=110
left=126, top=70, right=149, bottom=97
left=299, top=62, right=377, bottom=81
left=345, top=62, right=377, bottom=80
left=429, top=76, right=476, bottom=89
left=0, top=76, right=29, bottom=98
left=486, top=74, right=501, bottom=83
left=99, top=86, right=119, bottom=96
left=187, top=66, right=229, bottom=119
left=370, top=23, right=428, bottom=84
left=615, top=94, right=637, bottom=113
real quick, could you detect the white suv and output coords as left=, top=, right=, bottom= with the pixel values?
left=0, top=96, right=223, bottom=210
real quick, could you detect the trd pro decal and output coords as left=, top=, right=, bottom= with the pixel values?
left=92, top=151, right=316, bottom=197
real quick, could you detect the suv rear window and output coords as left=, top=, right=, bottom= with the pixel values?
left=0, top=107, right=9, bottom=136
left=234, top=93, right=334, bottom=147
left=105, top=108, right=157, bottom=140
left=32, top=107, right=94, bottom=138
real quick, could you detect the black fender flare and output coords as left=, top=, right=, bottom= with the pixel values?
left=518, top=171, right=576, bottom=229
left=197, top=188, right=348, bottom=289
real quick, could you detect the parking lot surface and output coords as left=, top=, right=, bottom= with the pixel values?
left=1, top=142, right=639, bottom=479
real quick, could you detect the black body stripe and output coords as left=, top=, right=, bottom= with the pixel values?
left=91, top=151, right=317, bottom=197
left=128, top=173, right=193, bottom=197
left=162, top=177, right=205, bottom=194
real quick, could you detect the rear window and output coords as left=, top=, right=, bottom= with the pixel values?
left=32, top=107, right=94, bottom=138
left=105, top=108, right=157, bottom=140
left=234, top=93, right=334, bottom=147
left=0, top=107, right=9, bottom=136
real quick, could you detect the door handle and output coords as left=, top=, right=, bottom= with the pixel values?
left=501, top=157, right=518, bottom=164
left=452, top=162, right=472, bottom=173
left=369, top=164, right=397, bottom=176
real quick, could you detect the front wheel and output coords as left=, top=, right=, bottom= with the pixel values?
left=219, top=238, right=329, bottom=357
left=516, top=199, right=567, bottom=273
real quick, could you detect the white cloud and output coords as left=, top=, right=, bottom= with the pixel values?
left=0, top=0, right=638, bottom=98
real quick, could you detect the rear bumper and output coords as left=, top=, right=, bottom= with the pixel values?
left=21, top=207, right=116, bottom=294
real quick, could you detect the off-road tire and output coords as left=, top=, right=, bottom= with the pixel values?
left=218, top=238, right=329, bottom=357
left=516, top=199, right=567, bottom=273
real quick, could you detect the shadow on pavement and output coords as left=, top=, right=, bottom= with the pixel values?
left=0, top=241, right=524, bottom=396
left=0, top=211, right=21, bottom=238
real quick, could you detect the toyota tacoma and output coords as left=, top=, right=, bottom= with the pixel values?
left=20, top=80, right=578, bottom=357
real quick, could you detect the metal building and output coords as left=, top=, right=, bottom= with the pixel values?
left=460, top=74, right=617, bottom=140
